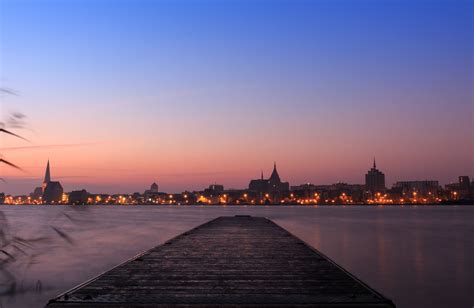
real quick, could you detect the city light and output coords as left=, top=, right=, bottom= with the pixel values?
left=0, top=161, right=470, bottom=206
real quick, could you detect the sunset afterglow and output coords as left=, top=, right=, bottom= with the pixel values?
left=1, top=0, right=472, bottom=194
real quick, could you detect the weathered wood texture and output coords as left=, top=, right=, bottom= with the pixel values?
left=47, top=216, right=395, bottom=307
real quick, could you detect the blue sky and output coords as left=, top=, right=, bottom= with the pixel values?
left=1, top=0, right=473, bottom=194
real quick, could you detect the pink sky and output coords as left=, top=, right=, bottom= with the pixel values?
left=1, top=0, right=472, bottom=195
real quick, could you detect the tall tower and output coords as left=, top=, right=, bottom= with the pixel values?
left=42, top=160, right=51, bottom=192
left=365, top=158, right=385, bottom=194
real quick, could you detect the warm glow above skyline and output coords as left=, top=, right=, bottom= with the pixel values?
left=1, top=0, right=473, bottom=194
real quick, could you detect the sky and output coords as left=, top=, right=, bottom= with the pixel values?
left=0, top=0, right=473, bottom=194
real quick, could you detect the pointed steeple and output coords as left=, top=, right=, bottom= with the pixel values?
left=44, top=159, right=51, bottom=184
left=373, top=157, right=376, bottom=169
left=269, top=162, right=281, bottom=183
left=42, top=159, right=51, bottom=192
left=261, top=170, right=264, bottom=180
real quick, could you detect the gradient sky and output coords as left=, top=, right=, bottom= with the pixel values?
left=0, top=0, right=473, bottom=194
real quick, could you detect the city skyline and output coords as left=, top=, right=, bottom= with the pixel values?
left=2, top=158, right=471, bottom=205
left=0, top=158, right=471, bottom=195
left=1, top=0, right=473, bottom=194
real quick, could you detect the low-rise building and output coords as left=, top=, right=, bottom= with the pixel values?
left=393, top=180, right=440, bottom=198
left=69, top=189, right=89, bottom=205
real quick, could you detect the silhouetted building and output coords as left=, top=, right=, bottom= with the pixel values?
left=221, top=189, right=248, bottom=204
left=42, top=159, right=51, bottom=192
left=292, top=183, right=365, bottom=203
left=0, top=193, right=4, bottom=204
left=173, top=191, right=196, bottom=204
left=69, top=189, right=89, bottom=205
left=132, top=192, right=143, bottom=203
left=387, top=186, right=404, bottom=201
left=330, top=183, right=365, bottom=202
left=249, top=163, right=289, bottom=203
left=144, top=182, right=161, bottom=201
left=203, top=184, right=224, bottom=196
left=458, top=176, right=471, bottom=198
left=37, top=160, right=64, bottom=203
left=30, top=160, right=52, bottom=200
left=445, top=176, right=472, bottom=199
left=30, top=187, right=43, bottom=200
left=365, top=159, right=385, bottom=194
left=394, top=180, right=440, bottom=197
left=43, top=181, right=63, bottom=203
left=291, top=183, right=318, bottom=199
left=208, top=184, right=224, bottom=193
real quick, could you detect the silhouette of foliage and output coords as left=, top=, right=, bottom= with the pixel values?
left=0, top=87, right=27, bottom=172
left=0, top=159, right=22, bottom=171
left=0, top=86, right=83, bottom=301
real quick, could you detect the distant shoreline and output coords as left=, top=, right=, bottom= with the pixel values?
left=1, top=203, right=473, bottom=207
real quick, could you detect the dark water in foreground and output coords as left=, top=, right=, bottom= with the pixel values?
left=0, top=205, right=472, bottom=308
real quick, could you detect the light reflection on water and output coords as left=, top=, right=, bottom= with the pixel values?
left=0, top=205, right=472, bottom=308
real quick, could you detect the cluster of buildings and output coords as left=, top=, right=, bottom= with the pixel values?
left=1, top=160, right=473, bottom=205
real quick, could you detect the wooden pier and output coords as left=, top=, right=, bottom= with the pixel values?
left=47, top=216, right=395, bottom=307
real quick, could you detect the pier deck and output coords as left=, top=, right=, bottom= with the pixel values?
left=47, top=216, right=395, bottom=307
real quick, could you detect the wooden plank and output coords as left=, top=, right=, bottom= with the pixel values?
left=46, top=216, right=395, bottom=307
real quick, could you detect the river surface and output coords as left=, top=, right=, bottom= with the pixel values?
left=0, top=205, right=472, bottom=308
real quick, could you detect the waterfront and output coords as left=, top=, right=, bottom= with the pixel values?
left=0, top=205, right=472, bottom=308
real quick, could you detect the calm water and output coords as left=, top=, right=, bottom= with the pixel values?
left=0, top=205, right=472, bottom=308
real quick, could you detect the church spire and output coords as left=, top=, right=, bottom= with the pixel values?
left=269, top=161, right=281, bottom=183
left=44, top=159, right=51, bottom=184
left=261, top=170, right=264, bottom=180
left=42, top=159, right=51, bottom=192
left=373, top=157, right=376, bottom=169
